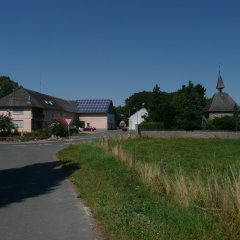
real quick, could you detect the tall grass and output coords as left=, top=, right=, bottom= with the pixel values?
left=58, top=143, right=227, bottom=240
left=99, top=136, right=240, bottom=239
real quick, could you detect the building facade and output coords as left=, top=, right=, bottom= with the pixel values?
left=0, top=88, right=116, bottom=132
left=71, top=99, right=116, bottom=129
left=0, top=87, right=77, bottom=132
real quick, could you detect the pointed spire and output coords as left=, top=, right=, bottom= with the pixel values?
left=216, top=65, right=225, bottom=93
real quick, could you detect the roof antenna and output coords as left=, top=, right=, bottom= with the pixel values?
left=39, top=73, right=43, bottom=93
left=27, top=95, right=31, bottom=105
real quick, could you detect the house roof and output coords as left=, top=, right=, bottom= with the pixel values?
left=203, top=92, right=238, bottom=112
left=70, top=99, right=113, bottom=114
left=0, top=87, right=76, bottom=113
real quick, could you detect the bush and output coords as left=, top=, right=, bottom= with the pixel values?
left=203, top=116, right=239, bottom=131
left=139, top=122, right=164, bottom=131
left=0, top=115, right=15, bottom=136
left=69, top=125, right=78, bottom=135
left=24, top=129, right=51, bottom=138
left=48, top=121, right=67, bottom=137
left=72, top=118, right=84, bottom=128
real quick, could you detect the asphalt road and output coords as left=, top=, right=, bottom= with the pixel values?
left=0, top=130, right=127, bottom=240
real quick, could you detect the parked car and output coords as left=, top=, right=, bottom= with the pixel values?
left=121, top=126, right=128, bottom=131
left=119, top=121, right=128, bottom=131
left=78, top=127, right=84, bottom=132
left=84, top=126, right=96, bottom=131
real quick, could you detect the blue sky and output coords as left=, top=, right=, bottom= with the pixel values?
left=1, top=0, right=240, bottom=106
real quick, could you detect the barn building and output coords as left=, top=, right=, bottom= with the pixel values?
left=71, top=99, right=116, bottom=130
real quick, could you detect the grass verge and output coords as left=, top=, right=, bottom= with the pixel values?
left=100, top=137, right=240, bottom=239
left=58, top=143, right=227, bottom=240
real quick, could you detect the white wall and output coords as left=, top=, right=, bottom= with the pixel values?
left=209, top=113, right=233, bottom=120
left=129, top=108, right=148, bottom=130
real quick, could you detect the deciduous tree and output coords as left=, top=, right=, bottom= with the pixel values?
left=172, top=81, right=207, bottom=130
left=0, top=76, right=19, bottom=98
left=0, top=115, right=15, bottom=136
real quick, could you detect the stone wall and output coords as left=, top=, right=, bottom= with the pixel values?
left=140, top=130, right=240, bottom=139
left=209, top=113, right=233, bottom=120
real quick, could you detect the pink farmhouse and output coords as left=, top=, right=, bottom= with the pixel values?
left=0, top=87, right=116, bottom=132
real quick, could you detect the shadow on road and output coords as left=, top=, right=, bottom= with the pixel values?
left=0, top=161, right=78, bottom=207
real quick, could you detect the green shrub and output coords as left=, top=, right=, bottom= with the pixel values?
left=24, top=129, right=51, bottom=138
left=139, top=122, right=164, bottom=131
left=48, top=121, right=67, bottom=137
left=0, top=115, right=15, bottom=136
left=69, top=125, right=78, bottom=135
left=204, top=116, right=238, bottom=131
left=72, top=118, right=84, bottom=128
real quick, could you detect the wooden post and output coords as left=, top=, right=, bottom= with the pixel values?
left=117, top=142, right=120, bottom=156
left=208, top=177, right=217, bottom=210
left=131, top=147, right=136, bottom=168
left=160, top=159, right=165, bottom=175
left=107, top=137, right=109, bottom=150
left=138, top=125, right=142, bottom=137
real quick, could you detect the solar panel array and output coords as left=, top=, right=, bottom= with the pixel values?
left=72, top=99, right=111, bottom=113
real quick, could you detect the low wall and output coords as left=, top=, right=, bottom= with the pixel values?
left=140, top=130, right=240, bottom=139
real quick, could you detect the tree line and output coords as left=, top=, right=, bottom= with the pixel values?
left=115, top=81, right=208, bottom=130
left=115, top=81, right=240, bottom=131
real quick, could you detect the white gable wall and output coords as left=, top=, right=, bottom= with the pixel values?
left=129, top=108, right=148, bottom=130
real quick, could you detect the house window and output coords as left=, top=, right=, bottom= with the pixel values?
left=12, top=107, right=24, bottom=115
left=13, top=120, right=24, bottom=128
left=44, top=100, right=54, bottom=105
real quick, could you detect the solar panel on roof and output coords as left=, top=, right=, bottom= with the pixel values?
left=72, top=99, right=111, bottom=113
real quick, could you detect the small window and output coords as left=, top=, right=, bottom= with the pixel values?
left=13, top=120, right=24, bottom=128
left=12, top=107, right=24, bottom=115
left=44, top=100, right=54, bottom=105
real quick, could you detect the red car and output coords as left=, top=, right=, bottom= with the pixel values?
left=84, top=126, right=96, bottom=131
left=121, top=126, right=128, bottom=131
